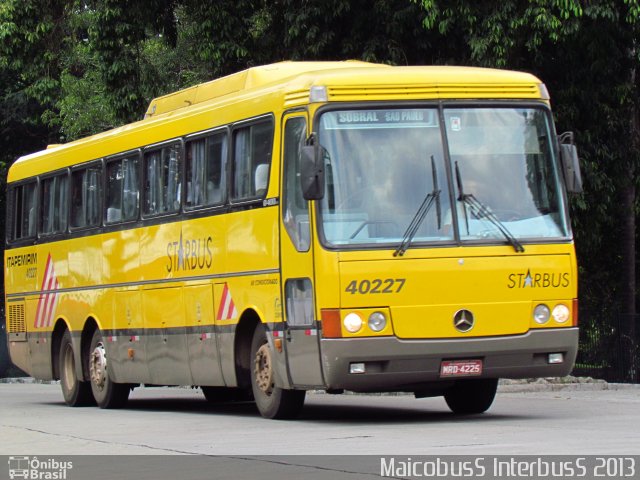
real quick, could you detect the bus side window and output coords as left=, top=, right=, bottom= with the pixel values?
left=165, top=145, right=181, bottom=211
left=206, top=133, right=227, bottom=205
left=185, top=139, right=205, bottom=208
left=186, top=133, right=227, bottom=209
left=144, top=143, right=181, bottom=215
left=11, top=182, right=37, bottom=240
left=106, top=156, right=139, bottom=223
left=282, top=117, right=310, bottom=252
left=122, top=157, right=139, bottom=221
left=106, top=160, right=123, bottom=223
left=40, top=174, right=68, bottom=235
left=70, top=166, right=102, bottom=229
left=232, top=119, right=273, bottom=201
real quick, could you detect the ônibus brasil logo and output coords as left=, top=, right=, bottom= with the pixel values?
left=8, top=456, right=73, bottom=480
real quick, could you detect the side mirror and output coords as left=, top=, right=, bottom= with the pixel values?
left=558, top=132, right=583, bottom=194
left=300, top=134, right=325, bottom=200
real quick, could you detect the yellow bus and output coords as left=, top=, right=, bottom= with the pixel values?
left=4, top=61, right=582, bottom=419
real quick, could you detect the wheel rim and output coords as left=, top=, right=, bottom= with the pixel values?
left=89, top=341, right=107, bottom=392
left=61, top=343, right=76, bottom=392
left=254, top=343, right=273, bottom=396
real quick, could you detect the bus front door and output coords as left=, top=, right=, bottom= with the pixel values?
left=279, top=114, right=324, bottom=388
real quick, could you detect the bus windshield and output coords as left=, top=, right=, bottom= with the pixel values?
left=317, top=107, right=569, bottom=248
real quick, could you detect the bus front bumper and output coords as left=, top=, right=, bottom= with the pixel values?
left=319, top=327, right=579, bottom=392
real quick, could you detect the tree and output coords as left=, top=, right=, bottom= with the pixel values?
left=86, top=0, right=179, bottom=123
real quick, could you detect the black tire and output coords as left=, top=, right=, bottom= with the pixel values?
left=88, top=329, right=130, bottom=409
left=59, top=330, right=94, bottom=406
left=250, top=323, right=305, bottom=419
left=444, top=378, right=498, bottom=414
left=201, top=386, right=252, bottom=403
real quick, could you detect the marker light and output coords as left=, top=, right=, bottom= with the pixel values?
left=343, top=313, right=363, bottom=333
left=539, top=83, right=550, bottom=100
left=533, top=304, right=550, bottom=324
left=310, top=86, right=328, bottom=103
left=552, top=304, right=570, bottom=323
left=368, top=312, right=387, bottom=332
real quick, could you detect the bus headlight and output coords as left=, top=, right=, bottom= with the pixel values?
left=552, top=304, right=570, bottom=323
left=343, top=313, right=363, bottom=333
left=368, top=312, right=387, bottom=332
left=533, top=304, right=550, bottom=324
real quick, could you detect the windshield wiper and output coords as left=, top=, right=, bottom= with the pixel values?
left=455, top=161, right=525, bottom=253
left=394, top=156, right=441, bottom=257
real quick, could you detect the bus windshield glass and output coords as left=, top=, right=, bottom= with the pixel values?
left=317, top=107, right=569, bottom=248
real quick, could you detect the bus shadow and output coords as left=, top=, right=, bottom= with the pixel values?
left=297, top=402, right=527, bottom=424
left=39, top=389, right=535, bottom=424
left=126, top=396, right=259, bottom=416
left=114, top=392, right=533, bottom=424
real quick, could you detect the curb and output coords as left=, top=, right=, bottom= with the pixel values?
left=498, top=381, right=640, bottom=393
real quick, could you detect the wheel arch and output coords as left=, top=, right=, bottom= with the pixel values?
left=51, top=315, right=101, bottom=382
left=80, top=317, right=99, bottom=381
left=233, top=309, right=260, bottom=390
left=51, top=318, right=70, bottom=380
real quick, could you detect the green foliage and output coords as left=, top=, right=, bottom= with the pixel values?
left=0, top=0, right=69, bottom=108
left=415, top=0, right=583, bottom=67
left=81, top=0, right=185, bottom=122
left=180, top=0, right=432, bottom=76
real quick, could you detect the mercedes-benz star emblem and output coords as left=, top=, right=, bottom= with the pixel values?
left=453, top=309, right=475, bottom=333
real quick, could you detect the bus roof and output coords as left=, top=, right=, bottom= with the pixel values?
left=143, top=60, right=380, bottom=118
left=9, top=61, right=544, bottom=183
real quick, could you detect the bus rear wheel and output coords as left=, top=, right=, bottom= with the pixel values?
left=88, top=329, right=130, bottom=408
left=59, top=330, right=93, bottom=406
left=444, top=378, right=498, bottom=414
left=250, top=324, right=305, bottom=419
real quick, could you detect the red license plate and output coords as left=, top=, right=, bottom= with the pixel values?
left=440, top=359, right=483, bottom=377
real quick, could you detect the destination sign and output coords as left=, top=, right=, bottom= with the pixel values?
left=324, top=109, right=437, bottom=129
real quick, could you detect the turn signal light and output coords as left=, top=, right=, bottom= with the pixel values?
left=321, top=309, right=342, bottom=338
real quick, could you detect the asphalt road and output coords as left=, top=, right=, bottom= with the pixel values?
left=1, top=383, right=639, bottom=479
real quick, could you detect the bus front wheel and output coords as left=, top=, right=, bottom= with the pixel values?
left=59, top=330, right=93, bottom=406
left=250, top=324, right=305, bottom=419
left=444, top=378, right=498, bottom=414
left=88, top=329, right=130, bottom=408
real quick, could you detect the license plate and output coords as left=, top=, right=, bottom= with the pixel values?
left=440, top=359, right=483, bottom=377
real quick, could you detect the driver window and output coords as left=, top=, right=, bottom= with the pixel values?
left=282, top=117, right=310, bottom=252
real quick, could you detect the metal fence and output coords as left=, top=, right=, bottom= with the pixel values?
left=572, top=313, right=640, bottom=383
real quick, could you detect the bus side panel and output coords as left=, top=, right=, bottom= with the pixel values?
left=101, top=228, right=149, bottom=383
left=27, top=298, right=49, bottom=378
left=218, top=207, right=282, bottom=388
left=180, top=214, right=228, bottom=387
left=143, top=286, right=192, bottom=385
left=185, top=284, right=225, bottom=386
left=5, top=246, right=39, bottom=376
left=109, top=289, right=151, bottom=384
left=6, top=341, right=32, bottom=376
left=212, top=282, right=237, bottom=386
left=137, top=220, right=189, bottom=385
